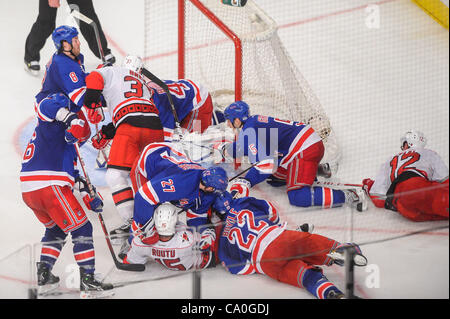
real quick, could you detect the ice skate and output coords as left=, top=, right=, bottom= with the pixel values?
left=317, top=163, right=332, bottom=178
left=344, top=188, right=368, bottom=212
left=296, top=223, right=314, bottom=233
left=109, top=221, right=131, bottom=245
left=327, top=243, right=368, bottom=267
left=79, top=268, right=114, bottom=299
left=36, top=262, right=60, bottom=295
left=24, top=60, right=40, bottom=76
left=118, top=239, right=131, bottom=260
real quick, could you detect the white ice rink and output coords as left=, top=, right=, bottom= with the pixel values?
left=0, top=0, right=448, bottom=301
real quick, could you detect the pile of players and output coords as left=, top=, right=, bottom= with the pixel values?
left=20, top=25, right=448, bottom=299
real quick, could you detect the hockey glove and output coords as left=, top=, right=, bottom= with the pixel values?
left=64, top=114, right=88, bottom=144
left=86, top=107, right=105, bottom=124
left=229, top=177, right=251, bottom=199
left=91, top=122, right=115, bottom=150
left=362, top=178, right=374, bottom=195
left=75, top=176, right=104, bottom=213
left=197, top=228, right=216, bottom=252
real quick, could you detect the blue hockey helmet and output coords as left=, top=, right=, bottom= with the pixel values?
left=224, top=101, right=250, bottom=124
left=201, top=166, right=228, bottom=192
left=52, top=25, right=79, bottom=50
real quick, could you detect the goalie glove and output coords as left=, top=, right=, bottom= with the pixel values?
left=229, top=177, right=251, bottom=199
left=75, top=176, right=104, bottom=213
left=197, top=227, right=216, bottom=252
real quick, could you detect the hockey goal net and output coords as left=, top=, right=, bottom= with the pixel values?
left=144, top=0, right=338, bottom=161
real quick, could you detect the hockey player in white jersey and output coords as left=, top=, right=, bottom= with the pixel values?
left=362, top=130, right=448, bottom=221
left=123, top=202, right=215, bottom=271
left=83, top=55, right=164, bottom=242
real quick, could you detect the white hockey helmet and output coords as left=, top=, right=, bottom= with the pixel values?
left=154, top=203, right=178, bottom=236
left=122, top=54, right=144, bottom=73
left=400, top=130, right=427, bottom=149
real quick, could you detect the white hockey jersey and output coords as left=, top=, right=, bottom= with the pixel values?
left=126, top=224, right=213, bottom=271
left=371, top=147, right=449, bottom=197
left=92, top=66, right=160, bottom=128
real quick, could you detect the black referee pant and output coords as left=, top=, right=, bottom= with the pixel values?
left=24, top=0, right=111, bottom=63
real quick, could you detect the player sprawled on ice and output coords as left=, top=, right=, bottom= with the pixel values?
left=362, top=130, right=448, bottom=222
left=123, top=202, right=216, bottom=270
left=214, top=101, right=368, bottom=211
left=118, top=142, right=227, bottom=265
left=148, top=78, right=214, bottom=139
left=212, top=191, right=367, bottom=299
left=83, top=55, right=165, bottom=245
left=20, top=93, right=114, bottom=299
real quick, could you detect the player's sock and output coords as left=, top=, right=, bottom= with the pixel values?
left=39, top=225, right=67, bottom=269
left=71, top=222, right=95, bottom=274
left=301, top=267, right=344, bottom=299
left=288, top=186, right=346, bottom=208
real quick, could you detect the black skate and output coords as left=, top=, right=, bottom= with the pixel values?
left=317, top=163, right=332, bottom=178
left=36, top=262, right=60, bottom=295
left=326, top=290, right=345, bottom=299
left=109, top=221, right=131, bottom=245
left=296, top=223, right=314, bottom=233
left=79, top=268, right=115, bottom=299
left=24, top=60, right=40, bottom=76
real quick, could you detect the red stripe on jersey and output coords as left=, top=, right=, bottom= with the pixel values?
left=281, top=127, right=314, bottom=166
left=252, top=225, right=279, bottom=273
left=20, top=174, right=75, bottom=186
left=70, top=87, right=86, bottom=104
left=141, top=183, right=158, bottom=205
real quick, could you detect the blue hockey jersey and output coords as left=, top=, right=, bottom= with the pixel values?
left=20, top=95, right=81, bottom=193
left=133, top=142, right=220, bottom=228
left=36, top=52, right=87, bottom=109
left=217, top=196, right=286, bottom=275
left=225, top=115, right=322, bottom=186
left=149, top=79, right=209, bottom=140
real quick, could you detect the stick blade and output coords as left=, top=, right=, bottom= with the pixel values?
left=115, top=262, right=146, bottom=272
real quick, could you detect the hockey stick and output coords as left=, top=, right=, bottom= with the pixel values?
left=73, top=142, right=145, bottom=272
left=70, top=9, right=110, bottom=163
left=140, top=67, right=183, bottom=135
left=313, top=180, right=363, bottom=188
left=70, top=9, right=105, bottom=62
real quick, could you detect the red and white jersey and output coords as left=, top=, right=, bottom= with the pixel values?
left=126, top=224, right=212, bottom=270
left=91, top=66, right=159, bottom=127
left=370, top=147, right=449, bottom=196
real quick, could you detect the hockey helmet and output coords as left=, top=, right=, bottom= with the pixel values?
left=224, top=101, right=250, bottom=125
left=213, top=191, right=233, bottom=218
left=52, top=25, right=79, bottom=51
left=400, top=130, right=427, bottom=149
left=154, top=203, right=178, bottom=236
left=122, top=55, right=144, bottom=73
left=201, top=166, right=228, bottom=193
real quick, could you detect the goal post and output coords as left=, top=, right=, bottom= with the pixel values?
left=145, top=0, right=340, bottom=164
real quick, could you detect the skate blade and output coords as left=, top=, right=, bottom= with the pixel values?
left=353, top=254, right=368, bottom=267
left=37, top=283, right=60, bottom=296
left=80, top=289, right=115, bottom=299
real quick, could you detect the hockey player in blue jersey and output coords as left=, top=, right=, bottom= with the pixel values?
left=20, top=93, right=114, bottom=298
left=117, top=142, right=227, bottom=260
left=149, top=79, right=214, bottom=139
left=216, top=101, right=368, bottom=211
left=36, top=25, right=104, bottom=124
left=213, top=191, right=367, bottom=299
